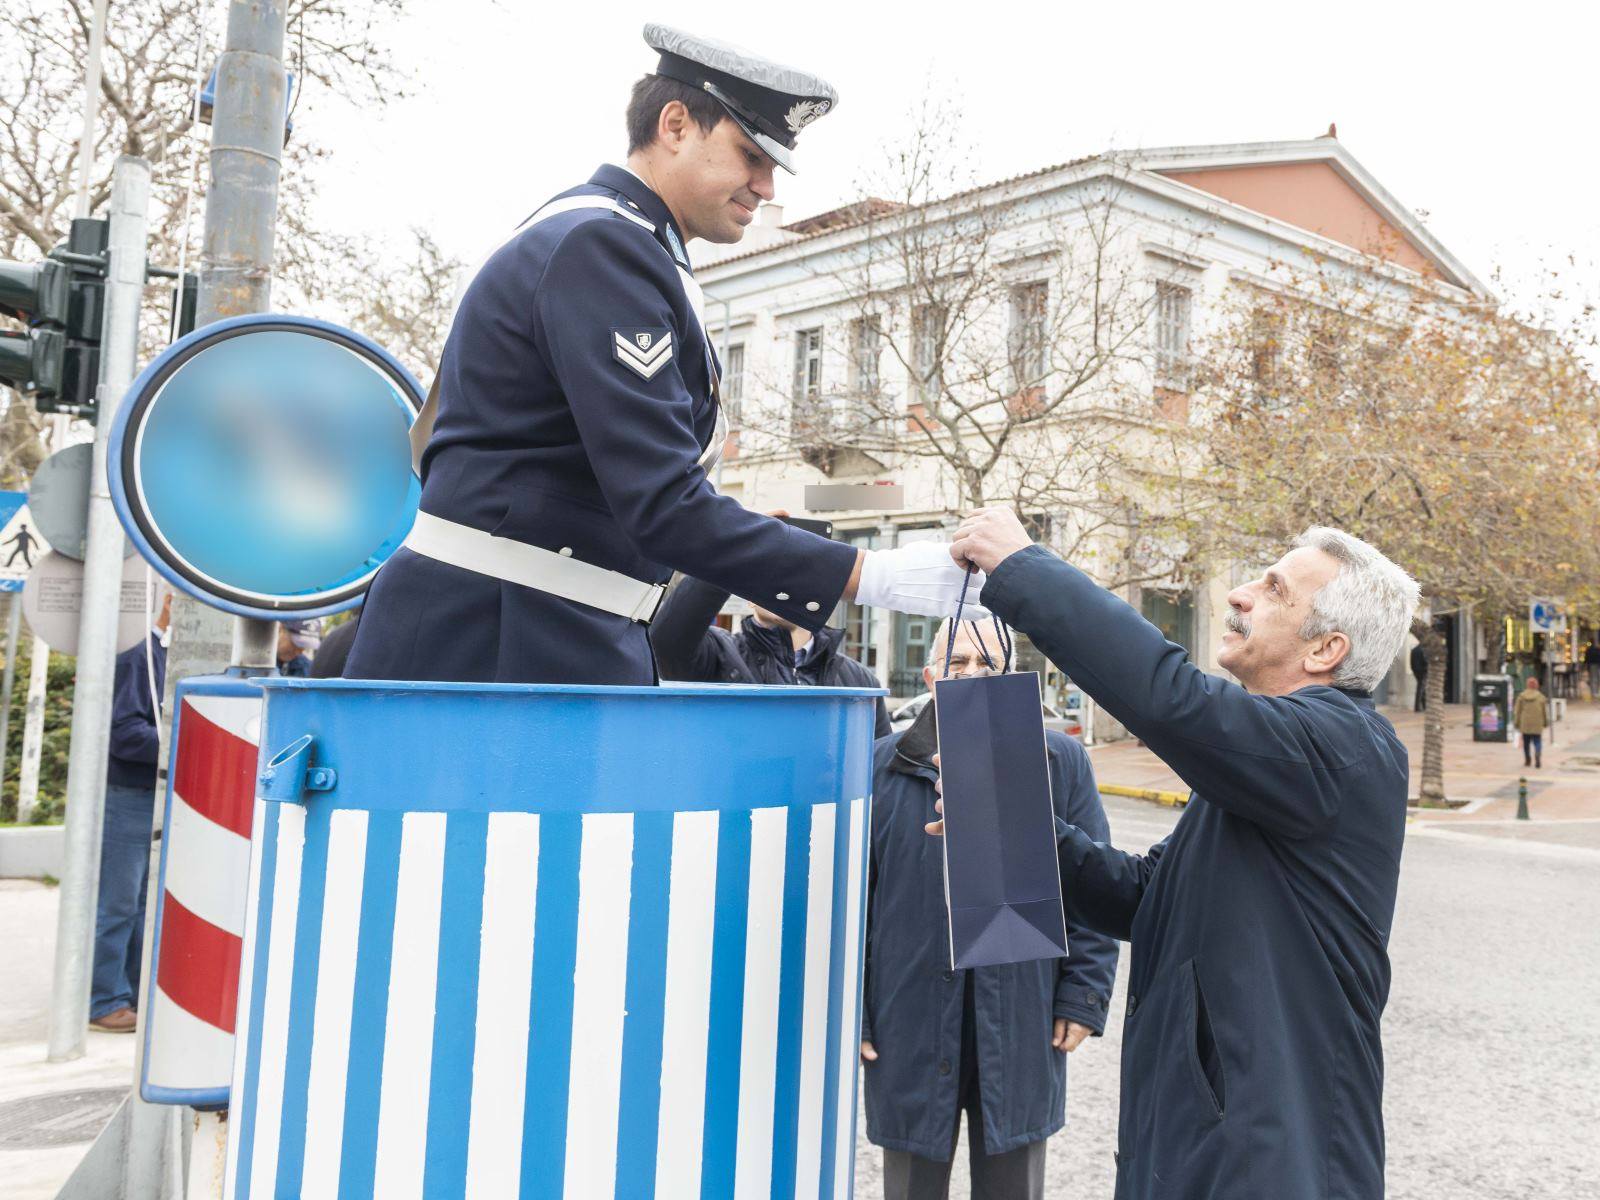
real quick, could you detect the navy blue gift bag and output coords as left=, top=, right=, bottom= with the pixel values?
left=931, top=582, right=1069, bottom=969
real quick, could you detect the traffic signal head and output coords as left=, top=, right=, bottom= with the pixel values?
left=0, top=259, right=69, bottom=325
left=0, top=260, right=71, bottom=396
left=1, top=219, right=108, bottom=414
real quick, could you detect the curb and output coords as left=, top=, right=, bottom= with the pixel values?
left=1099, top=783, right=1188, bottom=808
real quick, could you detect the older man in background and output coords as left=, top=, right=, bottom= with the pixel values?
left=944, top=512, right=1418, bottom=1200
left=863, top=618, right=1117, bottom=1199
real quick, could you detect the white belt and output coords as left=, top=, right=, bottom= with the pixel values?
left=402, top=510, right=666, bottom=623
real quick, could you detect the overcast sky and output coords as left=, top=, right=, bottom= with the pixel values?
left=303, top=0, right=1599, bottom=316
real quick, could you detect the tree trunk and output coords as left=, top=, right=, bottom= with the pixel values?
left=1482, top=615, right=1506, bottom=676
left=1412, top=616, right=1449, bottom=805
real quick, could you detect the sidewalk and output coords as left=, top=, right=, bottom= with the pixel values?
left=0, top=880, right=136, bottom=1200
left=1087, top=699, right=1600, bottom=846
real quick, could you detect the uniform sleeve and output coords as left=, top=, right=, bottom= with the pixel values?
left=535, top=219, right=857, bottom=631
left=650, top=577, right=732, bottom=682
left=985, top=546, right=1359, bottom=840
left=1049, top=740, right=1119, bottom=1033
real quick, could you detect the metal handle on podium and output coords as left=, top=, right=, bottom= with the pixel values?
left=258, top=734, right=338, bottom=803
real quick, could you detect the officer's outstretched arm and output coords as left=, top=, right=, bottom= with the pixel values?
left=537, top=217, right=857, bottom=632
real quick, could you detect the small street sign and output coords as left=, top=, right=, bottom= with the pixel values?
left=1529, top=598, right=1567, bottom=634
left=20, top=549, right=150, bottom=656
left=0, top=490, right=46, bottom=593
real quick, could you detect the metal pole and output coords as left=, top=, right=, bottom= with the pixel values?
left=16, top=635, right=49, bottom=824
left=0, top=596, right=20, bottom=778
left=178, top=0, right=290, bottom=682
left=72, top=0, right=110, bottom=219
left=48, top=155, right=149, bottom=1061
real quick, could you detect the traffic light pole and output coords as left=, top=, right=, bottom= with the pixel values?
left=47, top=156, right=150, bottom=1062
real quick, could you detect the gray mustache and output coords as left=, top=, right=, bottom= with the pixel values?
left=1225, top=613, right=1251, bottom=638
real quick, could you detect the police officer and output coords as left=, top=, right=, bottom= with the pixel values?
left=347, top=26, right=982, bottom=685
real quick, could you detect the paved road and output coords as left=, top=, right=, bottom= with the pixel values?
left=851, top=794, right=1600, bottom=1199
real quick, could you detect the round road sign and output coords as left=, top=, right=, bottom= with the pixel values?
left=21, top=550, right=152, bottom=656
left=27, top=444, right=138, bottom=561
left=107, top=314, right=423, bottom=620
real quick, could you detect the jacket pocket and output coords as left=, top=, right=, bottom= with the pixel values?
left=1183, top=958, right=1226, bottom=1119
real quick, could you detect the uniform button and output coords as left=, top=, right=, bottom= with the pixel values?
left=1127, top=994, right=1139, bottom=1017
left=558, top=546, right=573, bottom=557
left=806, top=601, right=820, bottom=612
left=943, top=970, right=954, bottom=982
left=776, top=592, right=790, bottom=601
left=938, top=1059, right=951, bottom=1076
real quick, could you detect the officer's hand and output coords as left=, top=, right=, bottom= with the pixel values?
left=1053, top=1019, right=1092, bottom=1053
left=925, top=754, right=944, bottom=837
left=860, top=1040, right=878, bottom=1063
left=952, top=507, right=1034, bottom=574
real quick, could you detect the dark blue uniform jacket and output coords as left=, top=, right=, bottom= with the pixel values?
left=862, top=702, right=1119, bottom=1161
left=984, top=546, right=1408, bottom=1199
left=346, top=165, right=856, bottom=684
left=107, top=638, right=166, bottom=790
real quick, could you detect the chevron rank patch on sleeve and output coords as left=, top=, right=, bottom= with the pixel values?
left=612, top=327, right=675, bottom=380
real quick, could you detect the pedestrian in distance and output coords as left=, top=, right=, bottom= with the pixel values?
left=863, top=619, right=1117, bottom=1200
left=937, top=508, right=1419, bottom=1200
left=277, top=618, right=321, bottom=676
left=345, top=24, right=981, bottom=687
left=1514, top=674, right=1550, bottom=768
left=90, top=589, right=171, bottom=1033
left=1584, top=638, right=1600, bottom=700
left=1410, top=640, right=1428, bottom=711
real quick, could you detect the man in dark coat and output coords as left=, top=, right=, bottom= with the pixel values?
left=863, top=619, right=1118, bottom=1198
left=650, top=573, right=892, bottom=736
left=1409, top=641, right=1427, bottom=711
left=947, top=510, right=1419, bottom=1200
left=90, top=591, right=170, bottom=1032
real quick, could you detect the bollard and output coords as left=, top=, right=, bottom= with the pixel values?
left=1517, top=777, right=1529, bottom=821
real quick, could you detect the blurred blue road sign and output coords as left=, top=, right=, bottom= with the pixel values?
left=108, top=314, right=424, bottom=620
left=1530, top=598, right=1567, bottom=634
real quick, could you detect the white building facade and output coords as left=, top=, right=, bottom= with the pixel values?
left=691, top=136, right=1491, bottom=722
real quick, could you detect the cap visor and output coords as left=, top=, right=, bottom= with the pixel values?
left=724, top=109, right=796, bottom=174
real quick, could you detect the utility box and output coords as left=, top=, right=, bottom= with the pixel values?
left=1472, top=674, right=1512, bottom=743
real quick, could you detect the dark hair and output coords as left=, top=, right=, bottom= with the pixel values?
left=625, top=74, right=726, bottom=154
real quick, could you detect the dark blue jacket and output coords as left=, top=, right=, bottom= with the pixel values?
left=346, top=165, right=856, bottom=685
left=107, top=637, right=166, bottom=790
left=862, top=702, right=1118, bottom=1160
left=649, top=575, right=892, bottom=738
left=984, top=546, right=1407, bottom=1200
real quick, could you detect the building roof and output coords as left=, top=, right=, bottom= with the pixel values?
left=695, top=135, right=1488, bottom=297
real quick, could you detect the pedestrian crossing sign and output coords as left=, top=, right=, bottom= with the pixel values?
left=0, top=491, right=47, bottom=593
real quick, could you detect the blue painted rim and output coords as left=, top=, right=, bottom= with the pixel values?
left=107, top=314, right=425, bottom=622
left=140, top=674, right=266, bottom=1110
left=257, top=678, right=888, bottom=699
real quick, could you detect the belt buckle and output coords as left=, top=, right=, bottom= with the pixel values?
left=632, top=583, right=668, bottom=625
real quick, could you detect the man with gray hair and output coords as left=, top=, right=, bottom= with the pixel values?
left=941, top=509, right=1419, bottom=1200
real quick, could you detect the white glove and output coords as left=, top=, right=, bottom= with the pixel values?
left=857, top=541, right=992, bottom=620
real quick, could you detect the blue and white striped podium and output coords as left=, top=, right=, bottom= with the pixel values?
left=223, top=679, right=878, bottom=1200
